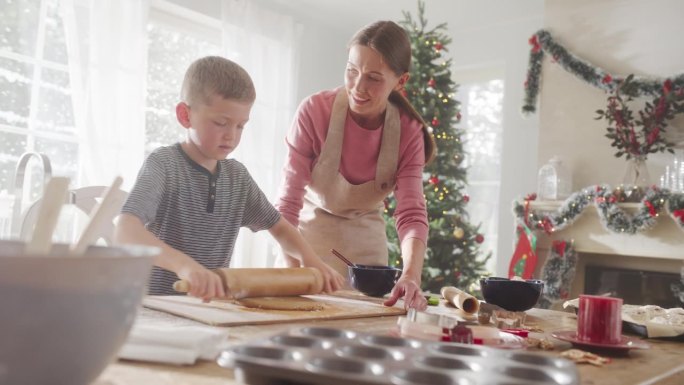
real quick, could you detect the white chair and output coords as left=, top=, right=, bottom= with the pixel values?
left=19, top=186, right=128, bottom=246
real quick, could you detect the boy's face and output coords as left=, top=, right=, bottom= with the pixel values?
left=177, top=94, right=252, bottom=163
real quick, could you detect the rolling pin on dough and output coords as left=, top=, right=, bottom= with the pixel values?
left=440, top=286, right=480, bottom=314
left=173, top=267, right=324, bottom=299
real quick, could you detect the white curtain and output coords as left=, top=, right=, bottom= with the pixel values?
left=62, top=0, right=149, bottom=191
left=221, top=0, right=301, bottom=267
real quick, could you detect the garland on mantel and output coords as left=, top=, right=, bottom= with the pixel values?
left=513, top=186, right=684, bottom=235
left=522, top=29, right=684, bottom=115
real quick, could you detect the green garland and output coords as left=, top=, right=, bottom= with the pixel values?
left=522, top=29, right=684, bottom=115
left=513, top=186, right=684, bottom=234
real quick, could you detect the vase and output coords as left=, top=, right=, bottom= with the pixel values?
left=621, top=156, right=651, bottom=201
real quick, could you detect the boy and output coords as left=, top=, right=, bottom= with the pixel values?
left=114, top=56, right=345, bottom=300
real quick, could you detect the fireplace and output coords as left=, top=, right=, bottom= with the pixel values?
left=584, top=264, right=682, bottom=308
left=526, top=200, right=684, bottom=309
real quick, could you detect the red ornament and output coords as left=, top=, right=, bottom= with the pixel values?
left=528, top=35, right=541, bottom=53
left=664, top=79, right=673, bottom=95
left=435, top=42, right=443, bottom=51
left=463, top=194, right=470, bottom=203
left=475, top=234, right=484, bottom=244
left=456, top=112, right=461, bottom=120
left=428, top=175, right=439, bottom=185
left=454, top=270, right=461, bottom=278
left=427, top=78, right=436, bottom=88
left=673, top=209, right=684, bottom=222
left=602, top=74, right=613, bottom=84
left=431, top=117, right=440, bottom=127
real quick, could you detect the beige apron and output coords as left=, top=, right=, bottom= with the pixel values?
left=297, top=89, right=401, bottom=278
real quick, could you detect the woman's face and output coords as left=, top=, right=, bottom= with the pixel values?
left=344, top=44, right=407, bottom=127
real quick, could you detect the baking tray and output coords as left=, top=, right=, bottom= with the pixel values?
left=218, top=326, right=580, bottom=385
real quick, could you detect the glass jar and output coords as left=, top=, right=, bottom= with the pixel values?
left=537, top=156, right=572, bottom=201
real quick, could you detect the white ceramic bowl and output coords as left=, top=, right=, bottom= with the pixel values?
left=0, top=240, right=157, bottom=385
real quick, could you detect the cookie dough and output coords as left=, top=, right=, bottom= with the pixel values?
left=235, top=296, right=327, bottom=311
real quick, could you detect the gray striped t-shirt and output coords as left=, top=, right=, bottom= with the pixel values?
left=122, top=143, right=281, bottom=295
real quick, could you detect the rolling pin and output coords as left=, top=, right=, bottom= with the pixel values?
left=172, top=267, right=324, bottom=299
left=441, top=286, right=480, bottom=314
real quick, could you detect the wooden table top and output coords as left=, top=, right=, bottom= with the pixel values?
left=96, top=295, right=684, bottom=385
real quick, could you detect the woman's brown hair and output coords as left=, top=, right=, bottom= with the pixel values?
left=348, top=20, right=437, bottom=164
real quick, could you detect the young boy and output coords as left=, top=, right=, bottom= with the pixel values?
left=114, top=56, right=345, bottom=300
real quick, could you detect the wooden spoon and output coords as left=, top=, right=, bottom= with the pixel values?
left=69, top=176, right=124, bottom=256
left=25, top=176, right=70, bottom=255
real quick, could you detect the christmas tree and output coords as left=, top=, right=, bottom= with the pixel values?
left=384, top=1, right=490, bottom=293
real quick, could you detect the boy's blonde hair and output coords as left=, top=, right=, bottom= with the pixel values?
left=180, top=56, right=256, bottom=105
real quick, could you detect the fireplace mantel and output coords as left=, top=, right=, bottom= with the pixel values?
left=525, top=200, right=684, bottom=303
left=528, top=200, right=684, bottom=260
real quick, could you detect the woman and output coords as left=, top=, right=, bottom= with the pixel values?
left=275, top=21, right=435, bottom=310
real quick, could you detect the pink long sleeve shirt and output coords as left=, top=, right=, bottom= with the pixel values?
left=276, top=88, right=428, bottom=246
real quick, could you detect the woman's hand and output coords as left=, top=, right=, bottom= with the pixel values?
left=383, top=275, right=427, bottom=310
left=177, top=265, right=225, bottom=302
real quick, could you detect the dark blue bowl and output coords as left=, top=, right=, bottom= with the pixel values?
left=348, top=265, right=402, bottom=297
left=480, top=277, right=544, bottom=311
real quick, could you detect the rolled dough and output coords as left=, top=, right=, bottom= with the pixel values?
left=235, top=296, right=327, bottom=311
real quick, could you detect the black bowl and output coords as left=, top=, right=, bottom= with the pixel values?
left=480, top=277, right=544, bottom=311
left=348, top=265, right=402, bottom=297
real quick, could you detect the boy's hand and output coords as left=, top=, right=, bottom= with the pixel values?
left=302, top=259, right=346, bottom=294
left=177, top=266, right=225, bottom=302
left=384, top=276, right=427, bottom=310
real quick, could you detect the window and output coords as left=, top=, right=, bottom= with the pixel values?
left=454, top=73, right=504, bottom=273
left=0, top=0, right=77, bottom=207
left=145, top=4, right=222, bottom=155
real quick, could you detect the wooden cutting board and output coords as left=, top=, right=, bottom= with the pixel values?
left=142, top=294, right=407, bottom=326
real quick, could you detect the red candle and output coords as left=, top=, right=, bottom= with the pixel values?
left=577, top=295, right=623, bottom=344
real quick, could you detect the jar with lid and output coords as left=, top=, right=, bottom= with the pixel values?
left=537, top=156, right=572, bottom=200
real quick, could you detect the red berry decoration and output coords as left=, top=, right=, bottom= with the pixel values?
left=431, top=117, right=440, bottom=127
left=463, top=194, right=470, bottom=203
left=427, top=78, right=436, bottom=88
left=475, top=234, right=484, bottom=244
left=428, top=175, right=439, bottom=185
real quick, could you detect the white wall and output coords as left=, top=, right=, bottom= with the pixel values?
left=540, top=0, right=684, bottom=189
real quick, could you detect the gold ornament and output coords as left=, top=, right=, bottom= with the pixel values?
left=453, top=227, right=464, bottom=239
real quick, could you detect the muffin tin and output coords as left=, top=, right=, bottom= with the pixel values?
left=217, top=327, right=579, bottom=385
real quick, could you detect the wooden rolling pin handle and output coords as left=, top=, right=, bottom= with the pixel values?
left=171, top=268, right=324, bottom=299
left=173, top=280, right=191, bottom=293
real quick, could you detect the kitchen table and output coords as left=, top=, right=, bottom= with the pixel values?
left=96, top=294, right=684, bottom=385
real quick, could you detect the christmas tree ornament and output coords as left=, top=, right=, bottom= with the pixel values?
left=475, top=234, right=484, bottom=244
left=463, top=194, right=470, bottom=203
left=428, top=175, right=440, bottom=185
left=431, top=117, right=440, bottom=127
left=434, top=42, right=443, bottom=51
left=427, top=78, right=436, bottom=88
left=453, top=227, right=464, bottom=239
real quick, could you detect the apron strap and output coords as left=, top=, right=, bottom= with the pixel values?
left=317, top=89, right=349, bottom=172
left=375, top=101, right=401, bottom=191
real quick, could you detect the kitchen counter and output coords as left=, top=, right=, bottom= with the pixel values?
left=96, top=295, right=684, bottom=385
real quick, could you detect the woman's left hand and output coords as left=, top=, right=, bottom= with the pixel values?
left=383, top=275, right=427, bottom=310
